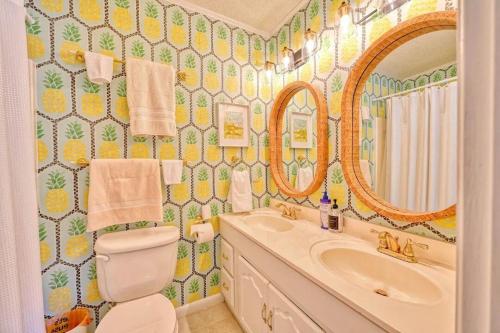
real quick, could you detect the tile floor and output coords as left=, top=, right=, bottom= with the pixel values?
left=178, top=302, right=243, bottom=333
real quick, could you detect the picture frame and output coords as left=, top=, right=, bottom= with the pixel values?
left=217, top=103, right=249, bottom=147
left=290, top=112, right=313, bottom=149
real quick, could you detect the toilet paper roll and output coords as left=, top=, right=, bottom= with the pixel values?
left=190, top=223, right=214, bottom=243
left=201, top=205, right=211, bottom=220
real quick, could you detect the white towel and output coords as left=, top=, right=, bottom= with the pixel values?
left=161, top=160, right=183, bottom=185
left=228, top=170, right=252, bottom=213
left=126, top=58, right=177, bottom=136
left=297, top=166, right=313, bottom=191
left=84, top=51, right=113, bottom=84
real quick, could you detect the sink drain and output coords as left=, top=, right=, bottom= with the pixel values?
left=374, top=288, right=388, bottom=297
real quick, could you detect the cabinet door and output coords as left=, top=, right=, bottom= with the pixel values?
left=238, top=256, right=269, bottom=333
left=268, top=284, right=323, bottom=333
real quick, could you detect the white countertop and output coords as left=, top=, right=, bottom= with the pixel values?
left=220, top=208, right=456, bottom=333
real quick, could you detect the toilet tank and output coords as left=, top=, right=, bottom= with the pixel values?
left=94, top=226, right=179, bottom=303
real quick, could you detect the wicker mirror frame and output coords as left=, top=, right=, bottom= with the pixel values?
left=270, top=81, right=328, bottom=198
left=341, top=11, right=457, bottom=222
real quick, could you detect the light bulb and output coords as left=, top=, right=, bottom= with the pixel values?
left=305, top=39, right=316, bottom=53
left=266, top=69, right=272, bottom=79
left=282, top=55, right=290, bottom=68
left=340, top=13, right=352, bottom=30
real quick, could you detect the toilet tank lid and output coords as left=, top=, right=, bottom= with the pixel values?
left=95, top=226, right=179, bottom=254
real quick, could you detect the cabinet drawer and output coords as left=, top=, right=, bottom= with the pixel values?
left=221, top=267, right=234, bottom=308
left=221, top=238, right=234, bottom=276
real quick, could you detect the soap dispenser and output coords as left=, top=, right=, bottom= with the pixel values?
left=328, top=199, right=343, bottom=233
left=319, top=191, right=331, bottom=230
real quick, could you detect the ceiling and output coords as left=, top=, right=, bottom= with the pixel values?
left=375, top=30, right=457, bottom=80
left=167, top=0, right=308, bottom=38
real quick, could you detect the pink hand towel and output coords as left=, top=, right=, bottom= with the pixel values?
left=87, top=159, right=163, bottom=232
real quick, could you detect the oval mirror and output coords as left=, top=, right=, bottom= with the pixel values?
left=270, top=81, right=328, bottom=198
left=342, top=11, right=457, bottom=221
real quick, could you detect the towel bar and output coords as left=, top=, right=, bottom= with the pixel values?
left=73, top=158, right=188, bottom=167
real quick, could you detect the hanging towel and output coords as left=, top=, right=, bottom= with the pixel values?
left=228, top=169, right=252, bottom=213
left=296, top=166, right=313, bottom=191
left=84, top=51, right=113, bottom=84
left=87, top=159, right=163, bottom=232
left=126, top=58, right=176, bottom=136
left=161, top=160, right=183, bottom=185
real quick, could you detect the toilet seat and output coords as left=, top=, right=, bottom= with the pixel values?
left=96, top=293, right=177, bottom=333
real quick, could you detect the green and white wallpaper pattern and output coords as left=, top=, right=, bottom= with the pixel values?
left=27, top=0, right=271, bottom=329
left=27, top=0, right=457, bottom=329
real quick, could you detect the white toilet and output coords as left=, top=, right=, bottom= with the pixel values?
left=94, top=226, right=180, bottom=333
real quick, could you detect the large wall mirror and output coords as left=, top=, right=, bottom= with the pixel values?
left=270, top=81, right=328, bottom=197
left=342, top=11, right=457, bottom=222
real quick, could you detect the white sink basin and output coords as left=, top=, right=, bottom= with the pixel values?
left=311, top=241, right=442, bottom=305
left=243, top=214, right=294, bottom=232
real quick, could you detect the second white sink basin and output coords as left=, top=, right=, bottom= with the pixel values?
left=311, top=241, right=442, bottom=305
left=243, top=214, right=294, bottom=232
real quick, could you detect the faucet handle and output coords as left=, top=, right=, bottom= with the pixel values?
left=370, top=229, right=389, bottom=249
left=402, top=238, right=429, bottom=259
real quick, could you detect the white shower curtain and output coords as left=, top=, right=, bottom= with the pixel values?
left=0, top=1, right=45, bottom=332
left=376, top=82, right=457, bottom=211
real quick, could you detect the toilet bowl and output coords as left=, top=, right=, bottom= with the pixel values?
left=94, top=226, right=179, bottom=333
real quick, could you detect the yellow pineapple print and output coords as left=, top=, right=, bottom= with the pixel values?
left=235, top=31, right=247, bottom=63
left=204, top=60, right=219, bottom=91
left=45, top=171, right=69, bottom=213
left=172, top=172, right=189, bottom=202
left=194, top=18, right=209, bottom=52
left=159, top=47, right=173, bottom=65
left=164, top=285, right=179, bottom=307
left=115, top=80, right=129, bottom=120
left=369, top=15, right=392, bottom=44
left=330, top=73, right=343, bottom=117
left=194, top=94, right=209, bottom=126
left=206, top=131, right=220, bottom=162
left=319, top=36, right=334, bottom=74
left=63, top=122, right=86, bottom=163
left=244, top=70, right=255, bottom=97
left=36, top=121, right=48, bottom=163
left=216, top=168, right=230, bottom=198
left=253, top=167, right=264, bottom=194
left=131, top=40, right=145, bottom=58
left=252, top=38, right=264, bottom=65
left=81, top=78, right=103, bottom=117
left=175, top=90, right=188, bottom=125
left=171, top=10, right=186, bottom=46
left=183, top=54, right=198, bottom=87
left=252, top=104, right=264, bottom=132
left=80, top=0, right=101, bottom=21
left=195, top=168, right=211, bottom=200
left=245, top=135, right=256, bottom=161
left=210, top=203, right=220, bottom=233
left=39, top=223, right=51, bottom=265
left=327, top=0, right=343, bottom=25
left=208, top=272, right=220, bottom=296
left=113, top=0, right=133, bottom=32
left=354, top=195, right=371, bottom=213
left=86, top=262, right=101, bottom=303
left=48, top=270, right=72, bottom=314
left=184, top=205, right=200, bottom=238
left=290, top=165, right=298, bottom=187
left=66, top=217, right=89, bottom=258
left=159, top=137, right=176, bottom=160
left=283, top=136, right=291, bottom=162
left=26, top=17, right=45, bottom=60
left=407, top=0, right=438, bottom=19
left=278, top=30, right=288, bottom=53
left=261, top=135, right=270, bottom=162
left=99, top=124, right=120, bottom=158
left=226, top=64, right=238, bottom=94
left=184, top=130, right=199, bottom=162
left=197, top=243, right=212, bottom=272
left=144, top=2, right=161, bottom=39
left=60, top=23, right=82, bottom=64
left=434, top=216, right=456, bottom=229
left=340, top=25, right=358, bottom=65
left=300, top=60, right=314, bottom=82
left=215, top=26, right=230, bottom=58
left=260, top=74, right=271, bottom=101
left=308, top=0, right=321, bottom=32
left=187, top=279, right=201, bottom=303
left=292, top=16, right=303, bottom=50
left=131, top=136, right=150, bottom=158
left=163, top=208, right=176, bottom=227
left=42, top=71, right=66, bottom=114
left=41, top=0, right=63, bottom=13
left=99, top=32, right=119, bottom=71
left=329, top=166, right=346, bottom=206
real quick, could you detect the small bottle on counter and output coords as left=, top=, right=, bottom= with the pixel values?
left=319, top=191, right=331, bottom=230
left=328, top=199, right=343, bottom=233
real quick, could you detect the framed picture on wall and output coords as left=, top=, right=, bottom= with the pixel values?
left=217, top=103, right=249, bottom=147
left=290, top=112, right=313, bottom=149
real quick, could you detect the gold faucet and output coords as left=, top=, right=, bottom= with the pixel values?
left=370, top=229, right=428, bottom=263
left=275, top=203, right=301, bottom=220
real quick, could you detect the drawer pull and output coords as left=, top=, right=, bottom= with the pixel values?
left=267, top=310, right=273, bottom=331
left=222, top=282, right=229, bottom=291
left=261, top=303, right=267, bottom=322
left=222, top=253, right=229, bottom=260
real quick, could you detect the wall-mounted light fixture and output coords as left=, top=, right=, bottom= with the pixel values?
left=337, top=0, right=410, bottom=27
left=265, top=29, right=320, bottom=75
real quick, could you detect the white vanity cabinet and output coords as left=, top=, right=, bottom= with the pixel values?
left=235, top=254, right=323, bottom=333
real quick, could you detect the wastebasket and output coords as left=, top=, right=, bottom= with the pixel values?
left=45, top=307, right=92, bottom=333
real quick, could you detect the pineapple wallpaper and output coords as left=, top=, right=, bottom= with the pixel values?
left=27, top=0, right=271, bottom=329
left=266, top=0, right=458, bottom=242
left=27, top=0, right=456, bottom=329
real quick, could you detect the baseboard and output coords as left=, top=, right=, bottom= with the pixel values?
left=175, top=293, right=224, bottom=318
